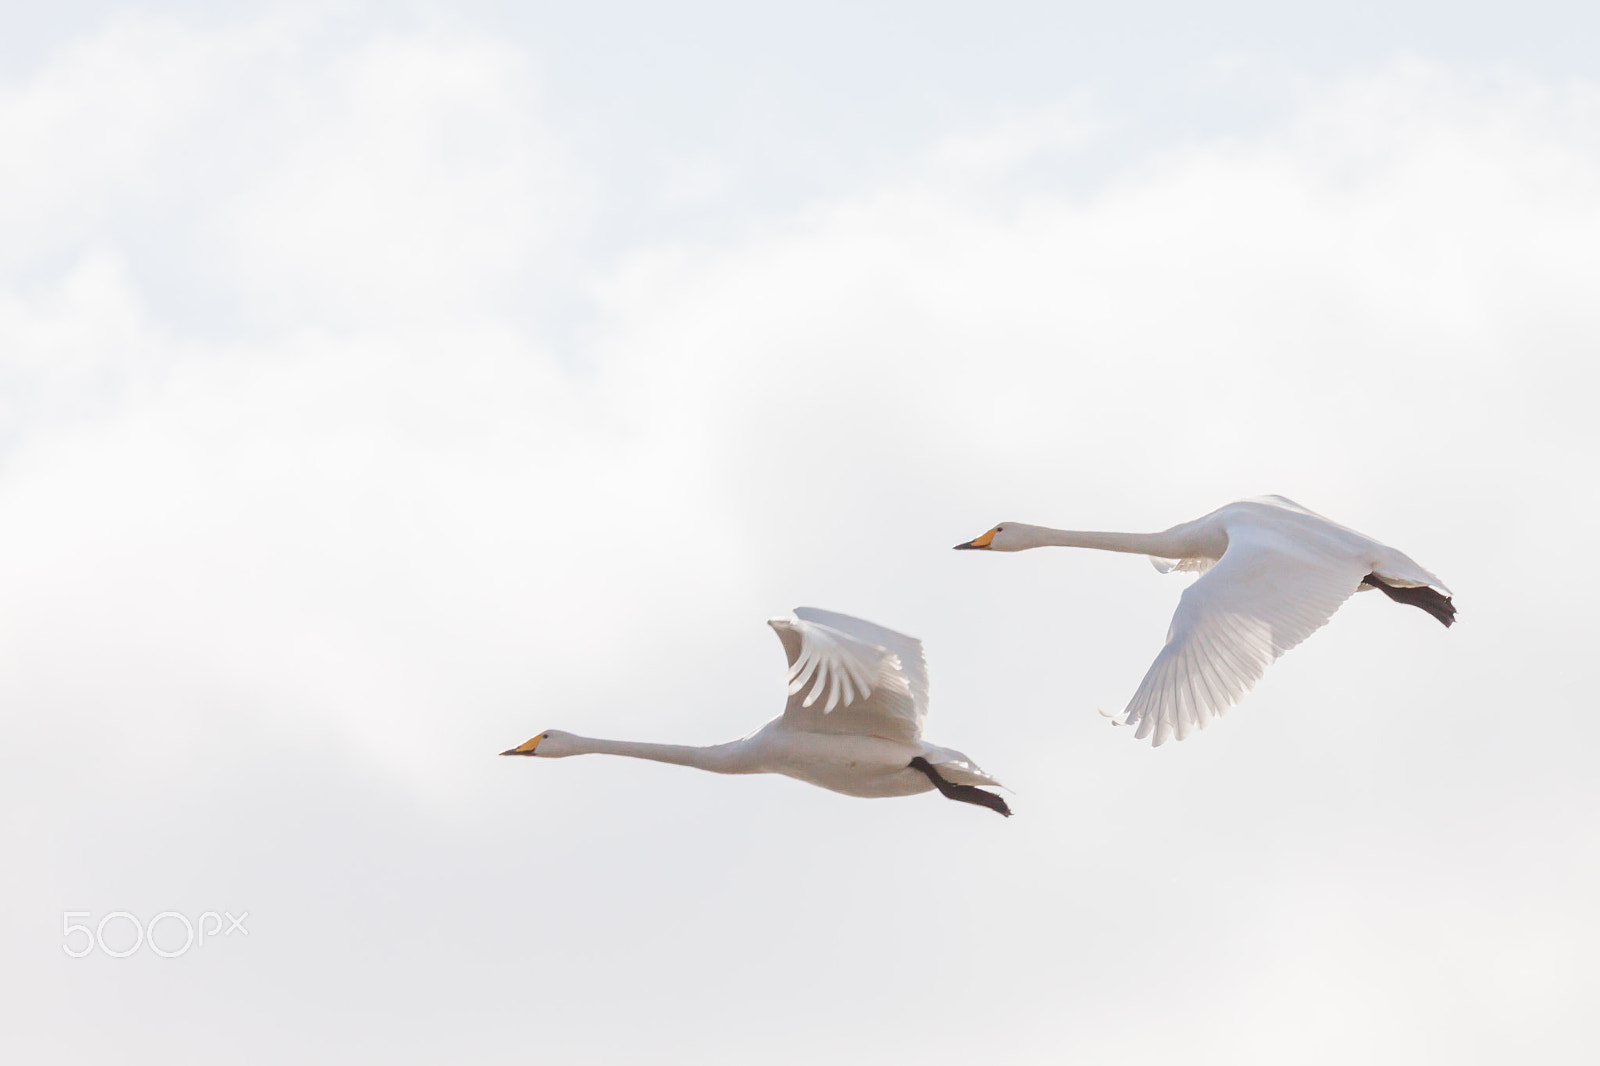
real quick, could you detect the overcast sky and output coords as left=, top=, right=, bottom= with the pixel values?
left=4, top=3, right=1597, bottom=1063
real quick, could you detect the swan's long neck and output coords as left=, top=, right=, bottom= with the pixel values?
left=1013, top=522, right=1201, bottom=558
left=566, top=736, right=756, bottom=774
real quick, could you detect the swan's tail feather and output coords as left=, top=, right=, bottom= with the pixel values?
left=1363, top=574, right=1456, bottom=628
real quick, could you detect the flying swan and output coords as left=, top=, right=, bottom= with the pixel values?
left=502, top=607, right=1010, bottom=816
left=955, top=495, right=1454, bottom=745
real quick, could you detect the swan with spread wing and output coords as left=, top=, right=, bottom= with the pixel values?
left=502, top=607, right=1010, bottom=816
left=956, top=495, right=1455, bottom=746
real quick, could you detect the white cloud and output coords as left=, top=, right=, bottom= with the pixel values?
left=221, top=30, right=586, bottom=327
left=1, top=18, right=1597, bottom=1062
left=0, top=18, right=229, bottom=271
left=0, top=13, right=586, bottom=334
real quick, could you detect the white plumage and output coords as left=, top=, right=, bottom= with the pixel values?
left=502, top=608, right=1009, bottom=815
left=957, top=496, right=1455, bottom=745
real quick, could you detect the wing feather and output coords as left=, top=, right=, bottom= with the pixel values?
left=793, top=606, right=930, bottom=715
left=767, top=608, right=928, bottom=744
left=1117, top=525, right=1368, bottom=746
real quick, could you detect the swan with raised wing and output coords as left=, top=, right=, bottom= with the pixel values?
left=502, top=607, right=1010, bottom=816
left=955, top=495, right=1454, bottom=745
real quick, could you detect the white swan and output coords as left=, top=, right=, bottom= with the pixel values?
left=955, top=495, right=1455, bottom=746
left=502, top=607, right=1010, bottom=816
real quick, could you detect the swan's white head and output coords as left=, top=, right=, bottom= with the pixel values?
left=499, top=730, right=581, bottom=758
left=954, top=523, right=1030, bottom=551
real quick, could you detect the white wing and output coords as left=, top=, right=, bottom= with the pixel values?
left=1116, top=524, right=1368, bottom=746
left=793, top=607, right=930, bottom=715
left=1149, top=556, right=1215, bottom=575
left=766, top=608, right=927, bottom=745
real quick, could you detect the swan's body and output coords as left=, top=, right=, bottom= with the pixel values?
left=956, top=495, right=1455, bottom=746
left=502, top=608, right=1009, bottom=815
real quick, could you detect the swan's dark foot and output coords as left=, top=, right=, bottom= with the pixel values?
left=909, top=756, right=1011, bottom=817
left=1363, top=573, right=1456, bottom=627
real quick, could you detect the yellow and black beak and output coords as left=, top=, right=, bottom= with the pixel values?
left=954, top=527, right=997, bottom=550
left=500, top=735, right=543, bottom=756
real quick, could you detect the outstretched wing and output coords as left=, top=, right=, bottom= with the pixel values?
left=793, top=607, right=930, bottom=716
left=766, top=608, right=927, bottom=744
left=1115, top=524, right=1368, bottom=746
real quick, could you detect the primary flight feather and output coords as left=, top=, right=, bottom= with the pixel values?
left=956, top=495, right=1454, bottom=745
left=502, top=608, right=1010, bottom=816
